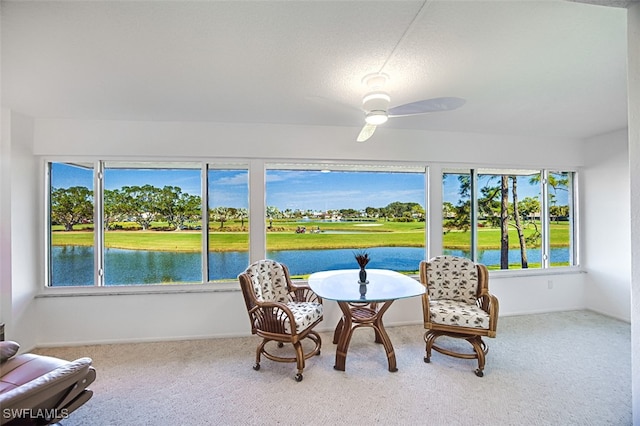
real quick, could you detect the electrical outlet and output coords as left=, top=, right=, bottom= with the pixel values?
left=547, top=280, right=553, bottom=290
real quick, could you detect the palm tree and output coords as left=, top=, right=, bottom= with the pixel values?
left=236, top=208, right=248, bottom=229
left=500, top=176, right=509, bottom=269
left=511, top=176, right=528, bottom=268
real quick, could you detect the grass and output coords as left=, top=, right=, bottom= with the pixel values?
left=443, top=221, right=570, bottom=249
left=51, top=219, right=570, bottom=252
left=265, top=231, right=424, bottom=250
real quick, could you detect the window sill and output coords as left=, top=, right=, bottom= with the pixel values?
left=36, top=282, right=239, bottom=298
left=36, top=267, right=584, bottom=298
left=488, top=266, right=585, bottom=279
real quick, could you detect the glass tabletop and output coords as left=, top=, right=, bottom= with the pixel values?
left=307, top=269, right=425, bottom=303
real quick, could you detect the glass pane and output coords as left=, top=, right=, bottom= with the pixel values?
left=548, top=171, right=573, bottom=267
left=49, top=162, right=95, bottom=286
left=103, top=164, right=202, bottom=285
left=207, top=168, right=249, bottom=281
left=265, top=168, right=426, bottom=277
left=476, top=171, right=542, bottom=270
left=442, top=171, right=472, bottom=260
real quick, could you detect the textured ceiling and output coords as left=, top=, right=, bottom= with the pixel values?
left=0, top=0, right=630, bottom=140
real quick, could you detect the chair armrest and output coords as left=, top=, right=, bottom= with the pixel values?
left=288, top=283, right=322, bottom=304
left=249, top=302, right=298, bottom=335
left=420, top=292, right=433, bottom=327
left=478, top=293, right=499, bottom=336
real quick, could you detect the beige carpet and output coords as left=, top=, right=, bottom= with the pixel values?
left=35, top=310, right=631, bottom=426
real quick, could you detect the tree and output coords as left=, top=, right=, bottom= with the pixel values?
left=211, top=207, right=232, bottom=229
left=411, top=204, right=426, bottom=221
left=266, top=206, right=281, bottom=228
left=511, top=176, right=529, bottom=268
left=518, top=197, right=540, bottom=222
left=236, top=208, right=248, bottom=228
left=443, top=174, right=471, bottom=232
left=339, top=208, right=360, bottom=218
left=51, top=186, right=93, bottom=231
left=118, top=185, right=160, bottom=230
left=156, top=186, right=201, bottom=230
left=550, top=204, right=569, bottom=220
left=500, top=176, right=509, bottom=269
left=385, top=201, right=422, bottom=221
left=378, top=207, right=390, bottom=221
left=103, top=188, right=120, bottom=230
left=529, top=172, right=569, bottom=223
left=364, top=206, right=379, bottom=218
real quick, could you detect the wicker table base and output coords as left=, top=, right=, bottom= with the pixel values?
left=332, top=300, right=398, bottom=372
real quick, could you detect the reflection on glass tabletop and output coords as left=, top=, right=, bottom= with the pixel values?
left=307, top=269, right=425, bottom=303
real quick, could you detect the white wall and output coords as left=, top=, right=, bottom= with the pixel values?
left=626, top=2, right=640, bottom=423
left=0, top=110, right=12, bottom=339
left=1, top=117, right=595, bottom=348
left=3, top=111, right=40, bottom=350
left=33, top=118, right=582, bottom=167
left=582, top=129, right=631, bottom=321
left=32, top=269, right=588, bottom=347
left=35, top=290, right=250, bottom=345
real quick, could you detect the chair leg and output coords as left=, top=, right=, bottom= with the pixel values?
left=252, top=332, right=321, bottom=381
left=307, top=331, right=322, bottom=357
left=293, top=341, right=305, bottom=382
left=423, top=331, right=437, bottom=363
left=468, top=336, right=488, bottom=377
left=423, top=331, right=490, bottom=377
left=254, top=338, right=269, bottom=370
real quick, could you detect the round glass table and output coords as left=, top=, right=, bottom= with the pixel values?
left=308, top=269, right=425, bottom=372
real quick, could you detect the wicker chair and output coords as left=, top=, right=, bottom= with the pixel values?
left=238, top=259, right=323, bottom=382
left=419, top=255, right=499, bottom=377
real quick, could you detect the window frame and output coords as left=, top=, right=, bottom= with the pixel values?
left=42, top=157, right=581, bottom=294
left=264, top=161, right=428, bottom=276
left=440, top=166, right=579, bottom=271
left=45, top=158, right=251, bottom=289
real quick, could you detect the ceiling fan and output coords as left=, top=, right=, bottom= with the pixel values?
left=356, top=72, right=465, bottom=142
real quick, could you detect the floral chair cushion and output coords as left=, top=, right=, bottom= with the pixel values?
left=427, top=255, right=479, bottom=304
left=246, top=260, right=323, bottom=334
left=429, top=299, right=490, bottom=329
left=246, top=259, right=290, bottom=303
left=285, top=301, right=324, bottom=334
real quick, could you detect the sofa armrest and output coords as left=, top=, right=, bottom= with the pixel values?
left=1, top=356, right=95, bottom=425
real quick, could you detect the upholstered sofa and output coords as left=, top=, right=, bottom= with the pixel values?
left=0, top=341, right=96, bottom=425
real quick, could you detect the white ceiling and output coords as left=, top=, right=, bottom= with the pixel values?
left=0, top=0, right=631, bottom=140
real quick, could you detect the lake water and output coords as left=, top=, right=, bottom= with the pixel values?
left=51, top=246, right=570, bottom=286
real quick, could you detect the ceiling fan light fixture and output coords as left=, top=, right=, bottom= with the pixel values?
left=362, top=91, right=390, bottom=108
left=362, top=91, right=390, bottom=126
left=365, top=110, right=389, bottom=125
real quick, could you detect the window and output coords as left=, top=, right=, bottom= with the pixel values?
left=442, top=168, right=577, bottom=270
left=207, top=166, right=249, bottom=281
left=547, top=171, right=574, bottom=267
left=442, top=171, right=472, bottom=258
left=47, top=161, right=249, bottom=286
left=265, top=164, right=426, bottom=277
left=102, top=162, right=202, bottom=285
left=48, top=162, right=95, bottom=286
left=46, top=160, right=578, bottom=288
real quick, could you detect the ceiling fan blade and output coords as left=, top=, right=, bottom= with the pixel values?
left=388, top=97, right=466, bottom=117
left=357, top=123, right=377, bottom=142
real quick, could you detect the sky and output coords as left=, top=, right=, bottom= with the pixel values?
left=51, top=163, right=565, bottom=212
left=51, top=164, right=425, bottom=211
left=265, top=170, right=424, bottom=211
left=442, top=173, right=568, bottom=205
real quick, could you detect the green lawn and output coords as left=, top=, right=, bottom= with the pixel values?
left=51, top=219, right=570, bottom=252
left=443, top=221, right=569, bottom=249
